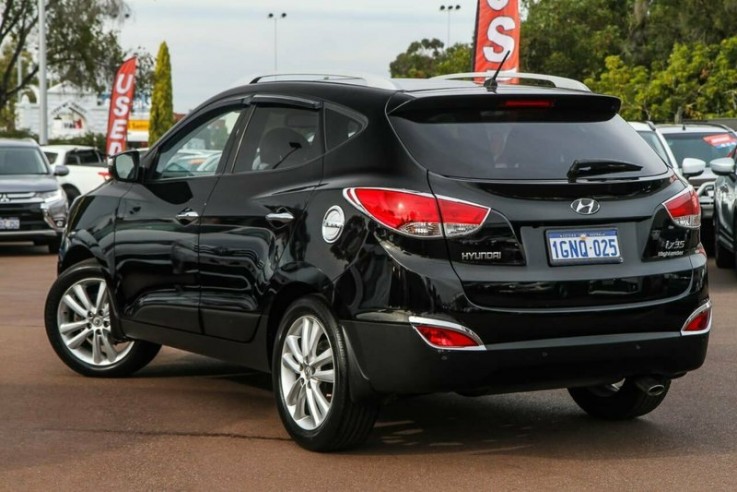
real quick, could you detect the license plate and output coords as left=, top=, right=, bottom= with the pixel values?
left=0, top=217, right=20, bottom=230
left=547, top=228, right=621, bottom=265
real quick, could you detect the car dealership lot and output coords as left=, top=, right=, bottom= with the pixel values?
left=0, top=245, right=735, bottom=490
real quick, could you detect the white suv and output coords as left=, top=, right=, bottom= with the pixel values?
left=42, top=145, right=109, bottom=204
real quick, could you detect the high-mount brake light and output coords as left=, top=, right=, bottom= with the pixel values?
left=663, top=187, right=701, bottom=229
left=502, top=99, right=554, bottom=109
left=344, top=188, right=489, bottom=238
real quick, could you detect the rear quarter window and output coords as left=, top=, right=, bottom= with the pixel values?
left=390, top=111, right=668, bottom=180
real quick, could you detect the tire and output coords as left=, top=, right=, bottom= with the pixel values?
left=44, top=259, right=161, bottom=377
left=63, top=185, right=80, bottom=206
left=568, top=378, right=670, bottom=420
left=272, top=295, right=379, bottom=451
left=714, top=216, right=734, bottom=268
left=47, top=236, right=61, bottom=254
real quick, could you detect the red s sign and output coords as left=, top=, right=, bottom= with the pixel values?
left=105, top=57, right=137, bottom=157
left=473, top=0, right=520, bottom=72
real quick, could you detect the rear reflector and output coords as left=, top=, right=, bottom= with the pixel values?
left=681, top=301, right=712, bottom=335
left=344, top=188, right=489, bottom=238
left=663, top=187, right=701, bottom=229
left=409, top=316, right=484, bottom=350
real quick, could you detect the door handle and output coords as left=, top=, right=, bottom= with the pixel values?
left=175, top=209, right=199, bottom=224
left=266, top=211, right=294, bottom=225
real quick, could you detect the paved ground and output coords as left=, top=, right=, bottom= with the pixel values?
left=0, top=243, right=735, bottom=491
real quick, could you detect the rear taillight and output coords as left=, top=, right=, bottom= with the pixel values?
left=681, top=301, right=712, bottom=335
left=344, top=188, right=489, bottom=238
left=98, top=170, right=111, bottom=181
left=409, top=317, right=484, bottom=350
left=663, top=187, right=701, bottom=229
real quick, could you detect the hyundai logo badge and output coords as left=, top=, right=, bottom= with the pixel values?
left=571, top=198, right=600, bottom=215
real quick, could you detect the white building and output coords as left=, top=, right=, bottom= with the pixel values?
left=16, top=82, right=150, bottom=146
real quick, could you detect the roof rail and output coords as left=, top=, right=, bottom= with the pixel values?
left=248, top=71, right=400, bottom=91
left=681, top=120, right=737, bottom=133
left=431, top=71, right=591, bottom=92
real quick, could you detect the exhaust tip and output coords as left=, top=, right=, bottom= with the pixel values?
left=634, top=377, right=666, bottom=396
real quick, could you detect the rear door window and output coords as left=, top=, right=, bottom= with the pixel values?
left=390, top=109, right=668, bottom=180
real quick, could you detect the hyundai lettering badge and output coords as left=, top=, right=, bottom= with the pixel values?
left=322, top=206, right=345, bottom=243
left=571, top=198, right=600, bottom=215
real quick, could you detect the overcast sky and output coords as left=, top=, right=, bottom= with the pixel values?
left=118, top=0, right=479, bottom=112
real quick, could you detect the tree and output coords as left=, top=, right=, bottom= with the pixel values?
left=520, top=0, right=631, bottom=79
left=148, top=41, right=174, bottom=145
left=389, top=38, right=471, bottom=78
left=0, top=0, right=130, bottom=115
left=585, top=56, right=650, bottom=120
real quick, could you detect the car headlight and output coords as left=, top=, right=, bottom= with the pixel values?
left=36, top=189, right=65, bottom=203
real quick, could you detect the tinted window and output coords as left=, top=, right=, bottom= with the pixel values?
left=233, top=106, right=322, bottom=173
left=64, top=152, right=81, bottom=165
left=390, top=112, right=668, bottom=180
left=0, top=147, right=48, bottom=175
left=326, top=108, right=364, bottom=150
left=663, top=132, right=737, bottom=167
left=153, top=108, right=244, bottom=180
left=76, top=150, right=104, bottom=166
left=44, top=152, right=58, bottom=164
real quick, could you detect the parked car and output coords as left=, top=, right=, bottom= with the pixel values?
left=628, top=121, right=678, bottom=168
left=710, top=154, right=737, bottom=267
left=0, top=139, right=69, bottom=253
left=658, top=123, right=737, bottom=221
left=44, top=72, right=710, bottom=451
left=42, top=145, right=109, bottom=204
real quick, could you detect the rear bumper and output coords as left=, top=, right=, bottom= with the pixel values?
left=343, top=319, right=709, bottom=396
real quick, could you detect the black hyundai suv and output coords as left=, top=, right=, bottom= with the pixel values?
left=44, top=72, right=710, bottom=451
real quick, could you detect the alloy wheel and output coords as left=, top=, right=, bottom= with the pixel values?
left=279, top=315, right=336, bottom=430
left=56, top=277, right=133, bottom=366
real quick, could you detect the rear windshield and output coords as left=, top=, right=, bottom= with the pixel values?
left=663, top=132, right=737, bottom=167
left=390, top=111, right=668, bottom=180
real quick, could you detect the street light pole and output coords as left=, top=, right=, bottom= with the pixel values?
left=439, top=4, right=461, bottom=48
left=267, top=12, right=287, bottom=72
left=38, top=0, right=47, bottom=144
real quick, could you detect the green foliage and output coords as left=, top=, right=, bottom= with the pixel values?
left=520, top=0, right=631, bottom=80
left=585, top=56, right=650, bottom=120
left=389, top=38, right=471, bottom=78
left=586, top=38, right=737, bottom=123
left=0, top=0, right=131, bottom=112
left=48, top=133, right=108, bottom=153
left=148, top=42, right=174, bottom=145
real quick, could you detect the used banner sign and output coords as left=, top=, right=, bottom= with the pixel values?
left=105, top=57, right=137, bottom=156
left=473, top=0, right=520, bottom=73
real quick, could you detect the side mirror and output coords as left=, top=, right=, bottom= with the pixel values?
left=681, top=157, right=706, bottom=177
left=53, top=164, right=70, bottom=177
left=110, top=150, right=140, bottom=182
left=710, top=157, right=736, bottom=176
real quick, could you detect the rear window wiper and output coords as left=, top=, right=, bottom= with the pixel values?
left=567, top=159, right=643, bottom=183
